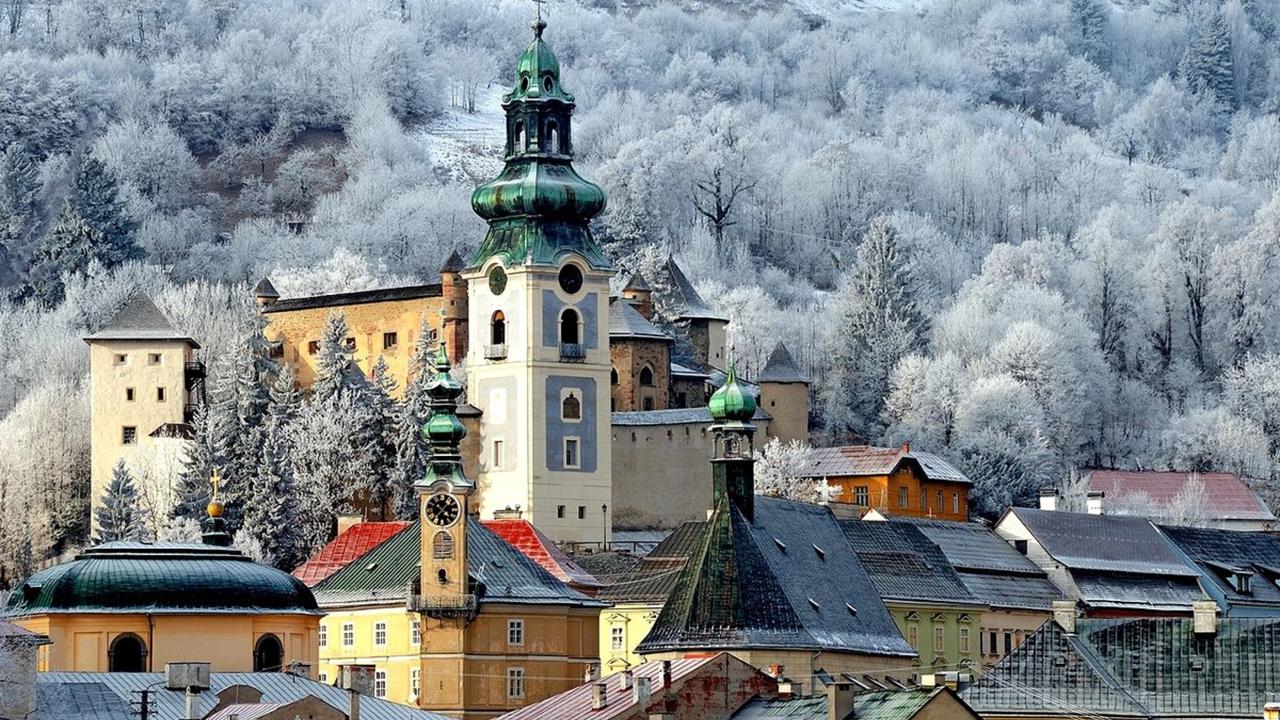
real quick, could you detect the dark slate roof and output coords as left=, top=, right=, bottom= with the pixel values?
left=1071, top=570, right=1206, bottom=612
left=612, top=406, right=770, bottom=426
left=598, top=522, right=702, bottom=604
left=734, top=688, right=976, bottom=720
left=39, top=672, right=447, bottom=720
left=573, top=551, right=643, bottom=585
left=4, top=542, right=320, bottom=617
left=83, top=293, right=198, bottom=347
left=797, top=447, right=972, bottom=486
left=670, top=362, right=710, bottom=379
left=663, top=257, right=727, bottom=321
left=898, top=518, right=1063, bottom=611
left=625, top=271, right=652, bottom=292
left=636, top=496, right=914, bottom=658
left=262, top=284, right=442, bottom=313
left=837, top=521, right=981, bottom=606
left=964, top=618, right=1280, bottom=718
left=1087, top=469, right=1275, bottom=522
left=37, top=682, right=132, bottom=720
left=1158, top=525, right=1280, bottom=608
left=1007, top=508, right=1197, bottom=577
left=609, top=297, right=671, bottom=341
left=756, top=343, right=807, bottom=384
left=440, top=249, right=466, bottom=273
left=252, top=277, right=280, bottom=298
left=312, top=521, right=603, bottom=608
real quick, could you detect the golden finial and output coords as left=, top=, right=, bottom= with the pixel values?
left=207, top=467, right=224, bottom=518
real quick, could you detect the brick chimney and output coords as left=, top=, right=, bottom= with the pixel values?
left=591, top=682, right=608, bottom=710
left=584, top=663, right=600, bottom=683
left=1193, top=600, right=1218, bottom=635
left=900, top=441, right=911, bottom=453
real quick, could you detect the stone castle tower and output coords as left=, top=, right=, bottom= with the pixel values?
left=464, top=18, right=613, bottom=544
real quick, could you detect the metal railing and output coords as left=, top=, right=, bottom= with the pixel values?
left=484, top=344, right=508, bottom=360
left=407, top=593, right=478, bottom=613
left=559, top=343, right=586, bottom=361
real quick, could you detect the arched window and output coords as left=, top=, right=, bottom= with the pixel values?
left=546, top=120, right=559, bottom=153
left=611, top=367, right=619, bottom=385
left=432, top=531, right=455, bottom=560
left=513, top=120, right=524, bottom=152
left=562, top=392, right=581, bottom=420
left=254, top=634, right=283, bottom=673
left=108, top=633, right=146, bottom=673
left=491, top=311, right=506, bottom=345
left=639, top=366, right=654, bottom=387
left=560, top=309, right=580, bottom=345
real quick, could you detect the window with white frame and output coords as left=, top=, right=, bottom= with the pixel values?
left=319, top=672, right=328, bottom=684
left=318, top=624, right=327, bottom=647
left=375, top=669, right=387, bottom=698
left=507, top=668, right=525, bottom=698
left=492, top=439, right=503, bottom=469
left=374, top=622, right=387, bottom=646
left=508, top=619, right=524, bottom=646
left=564, top=437, right=580, bottom=468
left=611, top=626, right=624, bottom=651
left=342, top=623, right=354, bottom=646
left=411, top=668, right=420, bottom=700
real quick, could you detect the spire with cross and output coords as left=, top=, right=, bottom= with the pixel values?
left=531, top=0, right=547, bottom=32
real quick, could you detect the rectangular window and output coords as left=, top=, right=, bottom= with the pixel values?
left=374, top=669, right=387, bottom=698
left=492, top=440, right=503, bottom=468
left=374, top=622, right=387, bottom=646
left=898, top=487, right=908, bottom=508
left=343, top=336, right=356, bottom=352
left=564, top=438, right=580, bottom=468
left=319, top=672, right=327, bottom=684
left=853, top=486, right=869, bottom=506
left=148, top=353, right=162, bottom=365
left=578, top=505, right=586, bottom=520
left=921, top=491, right=927, bottom=511
left=308, top=340, right=320, bottom=355
left=342, top=623, right=354, bottom=647
left=642, top=397, right=654, bottom=411
left=113, top=353, right=128, bottom=366
left=125, top=388, right=136, bottom=402
left=507, top=668, right=525, bottom=699
left=952, top=492, right=960, bottom=514
left=934, top=625, right=945, bottom=653
left=507, top=619, right=524, bottom=646
left=122, top=426, right=137, bottom=445
left=319, top=625, right=327, bottom=648
left=411, top=621, right=421, bottom=646
left=936, top=491, right=943, bottom=511
left=1004, top=632, right=1013, bottom=655
left=611, top=626, right=624, bottom=651
left=557, top=505, right=566, bottom=519
left=989, top=631, right=998, bottom=656
left=156, top=387, right=166, bottom=402
left=906, top=625, right=918, bottom=649
left=383, top=331, right=398, bottom=349
left=959, top=627, right=971, bottom=654
left=1014, top=540, right=1029, bottom=555
left=411, top=668, right=420, bottom=700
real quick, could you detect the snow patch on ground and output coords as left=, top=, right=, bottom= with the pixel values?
left=416, top=86, right=507, bottom=186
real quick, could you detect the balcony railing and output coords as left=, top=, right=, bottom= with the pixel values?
left=559, top=343, right=586, bottom=362
left=407, top=593, right=478, bottom=618
left=184, top=361, right=205, bottom=377
left=484, top=344, right=508, bottom=360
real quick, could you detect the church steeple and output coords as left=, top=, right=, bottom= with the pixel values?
left=709, top=364, right=757, bottom=522
left=416, top=343, right=471, bottom=492
left=470, top=17, right=608, bottom=270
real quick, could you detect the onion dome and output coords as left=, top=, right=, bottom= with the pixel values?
left=418, top=343, right=472, bottom=490
left=470, top=19, right=609, bottom=270
left=709, top=364, right=756, bottom=424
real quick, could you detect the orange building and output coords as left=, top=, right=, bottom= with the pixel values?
left=797, top=444, right=971, bottom=522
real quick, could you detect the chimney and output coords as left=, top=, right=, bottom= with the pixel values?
left=184, top=688, right=199, bottom=720
left=900, top=441, right=910, bottom=454
left=777, top=680, right=795, bottom=701
left=1053, top=600, right=1078, bottom=633
left=1038, top=487, right=1059, bottom=512
left=919, top=673, right=936, bottom=688
left=494, top=506, right=524, bottom=520
left=621, top=669, right=634, bottom=690
left=591, top=682, right=608, bottom=710
left=1193, top=600, right=1218, bottom=635
left=661, top=660, right=672, bottom=690
left=585, top=663, right=601, bottom=683
left=1086, top=490, right=1105, bottom=515
left=826, top=682, right=855, bottom=720
left=337, top=515, right=363, bottom=535
left=633, top=676, right=652, bottom=705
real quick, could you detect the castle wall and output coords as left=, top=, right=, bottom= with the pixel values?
left=609, top=339, right=671, bottom=412
left=758, top=382, right=809, bottom=445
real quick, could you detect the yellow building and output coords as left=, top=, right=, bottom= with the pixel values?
left=84, top=293, right=204, bottom=527
left=2, top=497, right=321, bottom=674
left=307, top=345, right=603, bottom=718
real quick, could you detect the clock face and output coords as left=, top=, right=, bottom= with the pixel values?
left=489, top=266, right=507, bottom=296
left=558, top=264, right=583, bottom=295
left=425, top=493, right=461, bottom=527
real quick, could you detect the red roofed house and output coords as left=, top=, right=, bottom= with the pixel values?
left=493, top=653, right=777, bottom=720
left=796, top=443, right=972, bottom=522
left=1082, top=470, right=1276, bottom=531
left=293, top=521, right=412, bottom=587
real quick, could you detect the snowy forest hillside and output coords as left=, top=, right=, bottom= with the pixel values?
left=4, top=0, right=1280, bottom=576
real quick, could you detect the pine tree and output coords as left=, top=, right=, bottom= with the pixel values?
left=822, top=217, right=926, bottom=440
left=1180, top=3, right=1237, bottom=109
left=391, top=318, right=436, bottom=519
left=173, top=403, right=228, bottom=521
left=312, top=311, right=359, bottom=402
left=219, top=308, right=275, bottom=530
left=25, top=154, right=141, bottom=304
left=0, top=144, right=41, bottom=285
left=95, top=461, right=144, bottom=544
left=242, top=364, right=306, bottom=570
left=368, top=356, right=400, bottom=517
left=1069, top=0, right=1110, bottom=65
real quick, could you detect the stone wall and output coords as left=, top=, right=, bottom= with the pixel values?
left=609, top=339, right=671, bottom=412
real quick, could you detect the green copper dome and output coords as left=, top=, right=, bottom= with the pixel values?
left=709, top=364, right=756, bottom=423
left=470, top=19, right=609, bottom=270
left=418, top=343, right=472, bottom=490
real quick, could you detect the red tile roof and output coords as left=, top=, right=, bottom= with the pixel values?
left=497, top=656, right=719, bottom=720
left=292, top=522, right=411, bottom=586
left=482, top=518, right=602, bottom=591
left=1086, top=470, right=1275, bottom=522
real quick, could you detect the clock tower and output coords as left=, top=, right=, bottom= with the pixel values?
left=465, top=17, right=613, bottom=544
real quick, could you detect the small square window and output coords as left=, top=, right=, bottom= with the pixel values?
left=383, top=331, right=398, bottom=350
left=557, top=505, right=565, bottom=519
left=564, top=438, right=580, bottom=469
left=318, top=672, right=327, bottom=684
left=343, top=336, right=356, bottom=352
left=578, top=505, right=586, bottom=520
left=308, top=340, right=320, bottom=355
left=156, top=387, right=166, bottom=402
left=125, top=388, right=136, bottom=402
left=610, top=626, right=624, bottom=651
left=122, top=426, right=137, bottom=445
left=854, top=486, right=869, bottom=507
left=113, top=353, right=127, bottom=366
left=507, top=668, right=525, bottom=699
left=642, top=397, right=654, bottom=411
left=147, top=353, right=162, bottom=366
left=507, top=619, right=524, bottom=646
left=374, top=622, right=387, bottom=646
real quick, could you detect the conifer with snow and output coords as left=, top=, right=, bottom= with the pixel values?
left=94, top=460, right=144, bottom=544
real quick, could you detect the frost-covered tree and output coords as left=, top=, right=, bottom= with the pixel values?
left=390, top=316, right=436, bottom=519
left=0, top=143, right=41, bottom=284
left=754, top=437, right=829, bottom=504
left=1181, top=3, right=1237, bottom=109
left=94, top=461, right=144, bottom=544
left=240, top=364, right=306, bottom=569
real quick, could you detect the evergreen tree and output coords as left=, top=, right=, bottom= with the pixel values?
left=0, top=144, right=41, bottom=286
left=242, top=364, right=306, bottom=570
left=368, top=356, right=400, bottom=517
left=391, top=318, right=436, bottom=519
left=822, top=217, right=926, bottom=440
left=95, top=461, right=144, bottom=543
left=1180, top=3, right=1237, bottom=109
left=173, top=404, right=227, bottom=521
left=1069, top=0, right=1111, bottom=66
left=312, top=311, right=360, bottom=402
left=25, top=154, right=141, bottom=304
left=218, top=307, right=275, bottom=530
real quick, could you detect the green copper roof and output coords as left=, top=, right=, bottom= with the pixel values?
left=709, top=364, right=756, bottom=423
left=470, top=20, right=609, bottom=270
left=418, top=343, right=472, bottom=491
left=3, top=543, right=320, bottom=616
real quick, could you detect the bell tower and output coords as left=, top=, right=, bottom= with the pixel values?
left=465, top=17, right=613, bottom=545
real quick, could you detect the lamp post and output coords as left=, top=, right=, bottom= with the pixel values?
left=601, top=503, right=608, bottom=550
left=1264, top=702, right=1280, bottom=720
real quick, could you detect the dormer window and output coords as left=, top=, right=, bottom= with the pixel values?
left=1233, top=571, right=1253, bottom=595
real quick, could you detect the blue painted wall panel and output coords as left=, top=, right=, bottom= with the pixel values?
left=544, top=376, right=596, bottom=472
left=541, top=290, right=598, bottom=349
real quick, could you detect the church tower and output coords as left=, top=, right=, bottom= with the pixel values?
left=465, top=17, right=613, bottom=544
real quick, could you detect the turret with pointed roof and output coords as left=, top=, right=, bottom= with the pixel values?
left=84, top=292, right=198, bottom=347
left=757, top=342, right=806, bottom=384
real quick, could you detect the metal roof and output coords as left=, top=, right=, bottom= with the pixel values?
left=1007, top=508, right=1198, bottom=577
left=670, top=362, right=710, bottom=379
left=755, top=343, right=807, bottom=384
left=262, top=284, right=442, bottom=313
left=1070, top=571, right=1205, bottom=611
left=608, top=297, right=671, bottom=341
left=497, top=656, right=721, bottom=720
left=483, top=518, right=602, bottom=589
left=611, top=406, right=770, bottom=426
left=1160, top=525, right=1280, bottom=607
left=83, top=293, right=198, bottom=347
left=838, top=521, right=981, bottom=606
left=734, top=688, right=975, bottom=720
left=662, top=257, right=727, bottom=321
left=39, top=672, right=446, bottom=720
left=292, top=521, right=411, bottom=587
left=37, top=681, right=132, bottom=720
left=597, top=522, right=702, bottom=604
left=4, top=542, right=320, bottom=617
left=1085, top=470, right=1275, bottom=522
left=797, top=446, right=971, bottom=486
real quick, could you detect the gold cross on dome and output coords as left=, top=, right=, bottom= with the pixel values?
left=210, top=467, right=222, bottom=502
left=531, top=0, right=547, bottom=24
